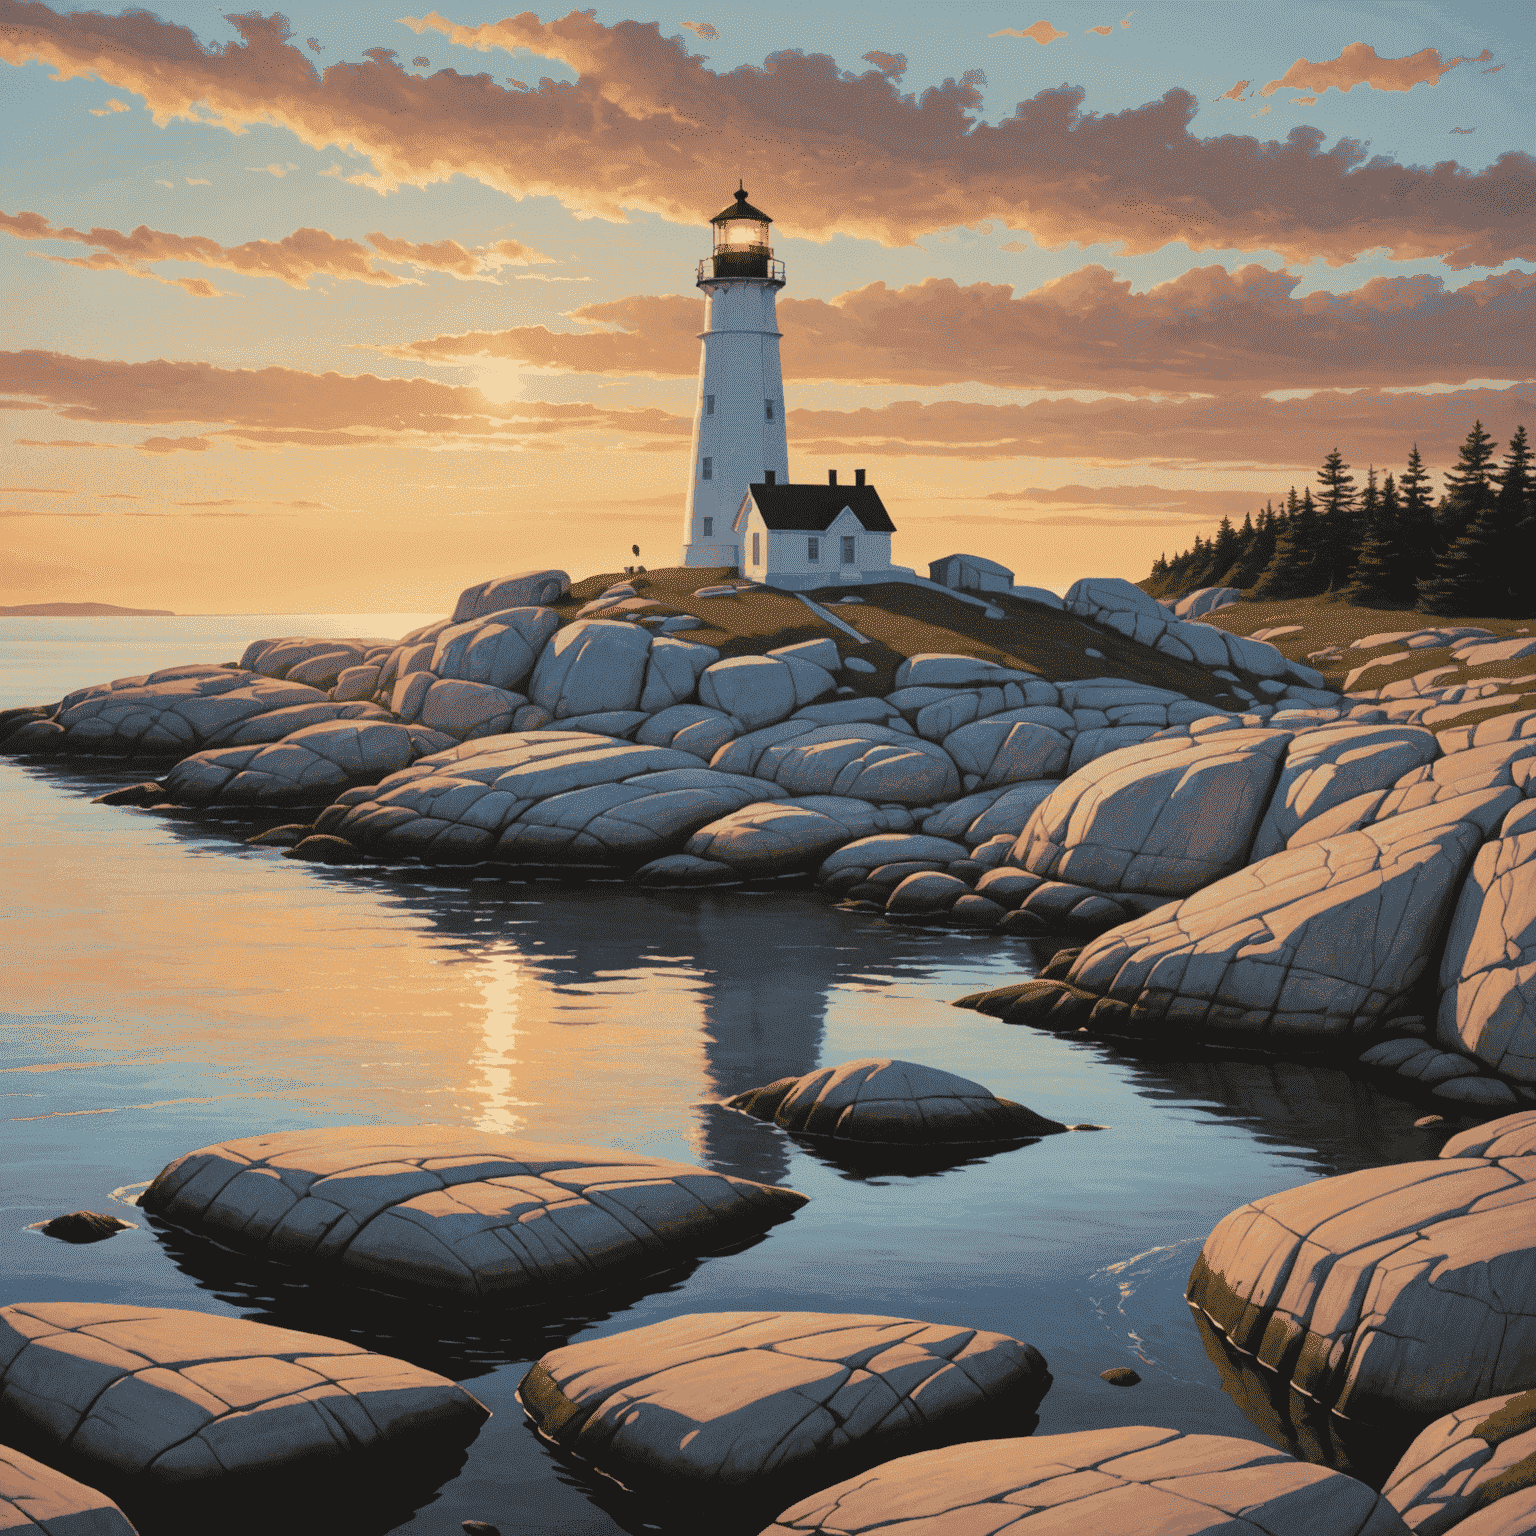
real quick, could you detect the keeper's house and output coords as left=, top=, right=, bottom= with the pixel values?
left=732, top=470, right=901, bottom=591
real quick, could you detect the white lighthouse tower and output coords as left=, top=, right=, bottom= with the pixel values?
left=680, top=185, right=789, bottom=568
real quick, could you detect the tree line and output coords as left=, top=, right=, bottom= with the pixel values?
left=1141, top=421, right=1535, bottom=616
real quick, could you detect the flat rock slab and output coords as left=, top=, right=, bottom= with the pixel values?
left=0, top=1443, right=138, bottom=1533
left=1383, top=1388, right=1536, bottom=1535
left=1187, top=1155, right=1536, bottom=1432
left=520, top=1311, right=1049, bottom=1491
left=142, top=1126, right=807, bottom=1304
left=0, top=1303, right=486, bottom=1489
left=1443, top=1112, right=1536, bottom=1160
left=727, top=1059, right=1066, bottom=1145
left=762, top=1426, right=1408, bottom=1534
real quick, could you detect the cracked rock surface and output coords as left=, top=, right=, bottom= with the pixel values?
left=1009, top=730, right=1293, bottom=898
left=1438, top=800, right=1536, bottom=1084
left=0, top=1302, right=486, bottom=1486
left=1186, top=1155, right=1536, bottom=1430
left=519, top=1311, right=1049, bottom=1489
left=1443, top=1112, right=1536, bottom=1160
left=141, top=1126, right=807, bottom=1304
left=761, top=1426, right=1407, bottom=1534
left=0, top=1443, right=138, bottom=1533
left=727, top=1059, right=1066, bottom=1144
left=326, top=733, right=783, bottom=863
left=1383, top=1388, right=1536, bottom=1535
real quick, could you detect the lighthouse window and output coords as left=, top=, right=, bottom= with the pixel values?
left=706, top=395, right=715, bottom=416
left=765, top=398, right=774, bottom=421
left=703, top=517, right=713, bottom=536
left=701, top=457, right=712, bottom=481
left=807, top=538, right=820, bottom=563
left=841, top=536, right=856, bottom=564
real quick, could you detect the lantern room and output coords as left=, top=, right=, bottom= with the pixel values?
left=700, top=185, right=785, bottom=284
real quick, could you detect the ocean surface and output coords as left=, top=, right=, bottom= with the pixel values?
left=1, top=615, right=1450, bottom=1533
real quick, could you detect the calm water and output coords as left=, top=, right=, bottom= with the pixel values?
left=1, top=616, right=1455, bottom=1533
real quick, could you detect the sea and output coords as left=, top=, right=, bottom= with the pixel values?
left=1, top=614, right=1447, bottom=1533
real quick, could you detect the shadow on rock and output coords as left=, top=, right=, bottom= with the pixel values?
left=1188, top=1303, right=1427, bottom=1490
left=142, top=1213, right=776, bottom=1381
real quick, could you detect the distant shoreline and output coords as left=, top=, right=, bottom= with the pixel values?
left=0, top=602, right=176, bottom=617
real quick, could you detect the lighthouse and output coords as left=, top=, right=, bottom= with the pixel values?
left=680, top=185, right=789, bottom=568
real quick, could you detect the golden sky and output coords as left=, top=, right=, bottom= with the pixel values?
left=2, top=0, right=1532, bottom=611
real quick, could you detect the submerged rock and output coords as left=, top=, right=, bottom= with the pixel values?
left=1186, top=1155, right=1536, bottom=1433
left=727, top=1059, right=1066, bottom=1144
left=763, top=1427, right=1407, bottom=1534
left=141, top=1125, right=806, bottom=1304
left=35, top=1211, right=133, bottom=1243
left=519, top=1311, right=1050, bottom=1492
left=0, top=1302, right=487, bottom=1487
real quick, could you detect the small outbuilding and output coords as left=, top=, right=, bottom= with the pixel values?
left=734, top=472, right=900, bottom=591
left=929, top=553, right=1014, bottom=594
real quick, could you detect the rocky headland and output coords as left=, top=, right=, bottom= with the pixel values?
left=4, top=564, right=1535, bottom=1535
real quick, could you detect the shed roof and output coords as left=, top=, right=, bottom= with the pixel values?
left=736, top=483, right=896, bottom=534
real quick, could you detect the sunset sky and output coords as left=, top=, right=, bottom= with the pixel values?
left=2, top=0, right=1532, bottom=613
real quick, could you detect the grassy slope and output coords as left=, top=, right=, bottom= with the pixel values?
left=1198, top=595, right=1536, bottom=735
left=552, top=569, right=1255, bottom=708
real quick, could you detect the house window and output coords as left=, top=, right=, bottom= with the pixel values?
left=765, top=398, right=774, bottom=421
left=807, top=537, right=820, bottom=562
left=701, top=457, right=712, bottom=481
left=706, top=394, right=715, bottom=416
left=752, top=531, right=761, bottom=565
left=841, top=535, right=856, bottom=564
left=702, top=517, right=713, bottom=536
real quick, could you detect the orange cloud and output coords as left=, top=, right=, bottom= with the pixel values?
left=375, top=265, right=1536, bottom=395
left=1216, top=79, right=1250, bottom=101
left=1261, top=42, right=1494, bottom=97
left=87, top=95, right=126, bottom=114
left=785, top=384, right=1536, bottom=466
left=0, top=350, right=692, bottom=452
left=1087, top=26, right=1113, bottom=38
left=5, top=4, right=1529, bottom=266
left=989, top=21, right=1068, bottom=44
left=679, top=21, right=718, bottom=41
left=0, top=208, right=552, bottom=293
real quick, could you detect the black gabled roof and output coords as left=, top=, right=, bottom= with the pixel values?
left=738, top=483, right=896, bottom=534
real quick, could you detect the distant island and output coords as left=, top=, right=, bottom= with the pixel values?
left=0, top=602, right=175, bottom=617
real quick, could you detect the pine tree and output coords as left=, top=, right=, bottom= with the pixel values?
left=1398, top=445, right=1438, bottom=590
left=1253, top=488, right=1320, bottom=600
left=1344, top=472, right=1408, bottom=607
left=1315, top=447, right=1359, bottom=590
left=1232, top=503, right=1278, bottom=588
left=1418, top=427, right=1532, bottom=617
left=1434, top=420, right=1499, bottom=553
left=1205, top=515, right=1240, bottom=588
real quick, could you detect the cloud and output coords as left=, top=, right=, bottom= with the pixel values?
left=87, top=96, right=126, bottom=115
left=0, top=485, right=72, bottom=493
left=1120, top=11, right=1133, bottom=26
left=990, top=21, right=1068, bottom=44
left=173, top=495, right=332, bottom=507
left=783, top=383, right=1536, bottom=466
left=15, top=437, right=116, bottom=448
left=1261, top=42, right=1494, bottom=97
left=1086, top=26, right=1112, bottom=37
left=978, top=484, right=1288, bottom=515
left=98, top=491, right=142, bottom=498
left=0, top=209, right=553, bottom=293
left=412, top=55, right=429, bottom=67
left=306, top=37, right=322, bottom=54
left=373, top=265, right=1536, bottom=395
left=154, top=179, right=173, bottom=189
left=861, top=51, right=905, bottom=77
left=1450, top=126, right=1475, bottom=134
left=1250, top=104, right=1271, bottom=118
left=184, top=176, right=209, bottom=185
left=4, top=6, right=1530, bottom=267
left=999, top=240, right=1029, bottom=253
left=1483, top=64, right=1504, bottom=74
left=0, top=350, right=693, bottom=452
left=247, top=162, right=298, bottom=176
left=1216, top=79, right=1251, bottom=101
left=679, top=21, right=718, bottom=41
left=1292, top=95, right=1318, bottom=106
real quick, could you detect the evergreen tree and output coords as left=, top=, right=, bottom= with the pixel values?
left=1253, top=488, right=1320, bottom=600
left=1315, top=446, right=1359, bottom=590
left=1398, top=445, right=1438, bottom=588
left=1205, top=515, right=1240, bottom=587
left=1418, top=428, right=1532, bottom=617
left=1344, top=471, right=1409, bottom=607
left=1434, top=420, right=1498, bottom=553
left=1231, top=503, right=1278, bottom=588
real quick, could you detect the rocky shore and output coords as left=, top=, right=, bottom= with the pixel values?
left=4, top=566, right=1534, bottom=1534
